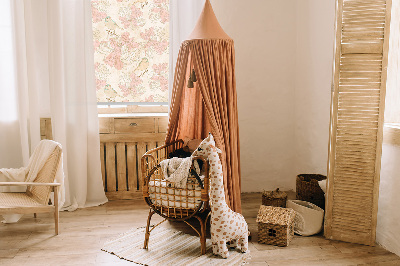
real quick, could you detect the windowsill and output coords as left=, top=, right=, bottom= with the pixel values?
left=98, top=113, right=168, bottom=118
left=383, top=123, right=400, bottom=146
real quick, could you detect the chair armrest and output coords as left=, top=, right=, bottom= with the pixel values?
left=0, top=182, right=61, bottom=187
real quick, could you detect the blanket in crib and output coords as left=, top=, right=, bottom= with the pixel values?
left=159, top=157, right=200, bottom=188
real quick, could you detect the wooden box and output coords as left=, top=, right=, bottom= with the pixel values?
left=256, top=205, right=296, bottom=247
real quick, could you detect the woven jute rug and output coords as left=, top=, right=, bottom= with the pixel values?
left=102, top=226, right=250, bottom=265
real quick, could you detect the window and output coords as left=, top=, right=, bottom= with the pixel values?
left=91, top=0, right=169, bottom=105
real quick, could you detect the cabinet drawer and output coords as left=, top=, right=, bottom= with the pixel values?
left=114, top=118, right=155, bottom=133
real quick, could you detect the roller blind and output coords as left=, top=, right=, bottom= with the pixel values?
left=325, top=0, right=392, bottom=245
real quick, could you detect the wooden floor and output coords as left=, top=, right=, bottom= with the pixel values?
left=1, top=193, right=399, bottom=266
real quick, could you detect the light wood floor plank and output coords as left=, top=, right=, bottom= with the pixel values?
left=0, top=192, right=398, bottom=265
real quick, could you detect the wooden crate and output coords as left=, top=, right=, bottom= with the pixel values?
left=40, top=116, right=169, bottom=201
left=99, top=116, right=168, bottom=200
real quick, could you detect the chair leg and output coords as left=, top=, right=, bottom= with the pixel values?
left=194, top=213, right=210, bottom=255
left=34, top=213, right=37, bottom=218
left=199, top=217, right=206, bottom=255
left=144, top=209, right=155, bottom=249
left=54, top=186, right=59, bottom=235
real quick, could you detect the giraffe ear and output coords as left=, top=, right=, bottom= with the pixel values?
left=211, top=145, right=222, bottom=154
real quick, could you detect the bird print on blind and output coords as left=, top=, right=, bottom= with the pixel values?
left=104, top=84, right=118, bottom=102
left=134, top=0, right=148, bottom=8
left=135, top=58, right=149, bottom=77
left=104, top=16, right=121, bottom=36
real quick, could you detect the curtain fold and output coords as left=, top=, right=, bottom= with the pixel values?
left=0, top=0, right=107, bottom=211
left=166, top=39, right=241, bottom=212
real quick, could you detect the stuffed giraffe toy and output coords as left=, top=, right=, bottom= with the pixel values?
left=192, top=134, right=248, bottom=258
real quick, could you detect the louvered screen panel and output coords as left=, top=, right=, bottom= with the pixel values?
left=325, top=0, right=392, bottom=245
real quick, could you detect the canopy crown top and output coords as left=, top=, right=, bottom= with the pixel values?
left=188, top=0, right=231, bottom=40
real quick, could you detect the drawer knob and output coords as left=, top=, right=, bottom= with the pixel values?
left=129, top=123, right=138, bottom=127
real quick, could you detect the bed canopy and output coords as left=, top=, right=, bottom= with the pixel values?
left=166, top=0, right=242, bottom=212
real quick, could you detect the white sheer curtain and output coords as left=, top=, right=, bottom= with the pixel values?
left=0, top=1, right=24, bottom=169
left=168, top=0, right=204, bottom=101
left=0, top=0, right=107, bottom=211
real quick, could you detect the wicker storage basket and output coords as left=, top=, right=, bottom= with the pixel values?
left=296, top=174, right=326, bottom=209
left=256, top=205, right=296, bottom=247
left=262, top=188, right=287, bottom=208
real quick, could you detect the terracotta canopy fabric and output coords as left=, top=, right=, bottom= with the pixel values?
left=166, top=38, right=242, bottom=212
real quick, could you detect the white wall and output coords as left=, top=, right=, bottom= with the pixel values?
left=212, top=0, right=335, bottom=192
left=294, top=1, right=335, bottom=178
left=377, top=142, right=400, bottom=256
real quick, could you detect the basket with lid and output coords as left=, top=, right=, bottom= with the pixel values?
left=262, top=188, right=287, bottom=208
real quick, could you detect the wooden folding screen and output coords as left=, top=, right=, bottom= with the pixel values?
left=325, top=0, right=392, bottom=245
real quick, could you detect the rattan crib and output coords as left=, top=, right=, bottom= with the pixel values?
left=141, top=140, right=210, bottom=254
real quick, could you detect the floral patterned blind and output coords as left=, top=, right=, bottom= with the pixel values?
left=91, top=0, right=169, bottom=103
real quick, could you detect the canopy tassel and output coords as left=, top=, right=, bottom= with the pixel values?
left=191, top=69, right=197, bottom=82
left=187, top=77, right=194, bottom=88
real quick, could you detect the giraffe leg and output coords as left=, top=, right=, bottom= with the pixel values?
left=217, top=241, right=229, bottom=259
left=212, top=241, right=218, bottom=255
left=238, top=235, right=249, bottom=253
left=227, top=239, right=237, bottom=249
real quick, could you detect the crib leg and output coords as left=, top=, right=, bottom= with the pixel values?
left=144, top=209, right=155, bottom=249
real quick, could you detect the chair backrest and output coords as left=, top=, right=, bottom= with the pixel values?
left=26, top=146, right=62, bottom=205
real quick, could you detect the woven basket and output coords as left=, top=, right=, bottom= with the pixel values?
left=262, top=188, right=287, bottom=208
left=296, top=174, right=326, bottom=209
left=256, top=205, right=296, bottom=247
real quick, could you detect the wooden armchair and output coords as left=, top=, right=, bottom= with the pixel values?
left=0, top=145, right=62, bottom=234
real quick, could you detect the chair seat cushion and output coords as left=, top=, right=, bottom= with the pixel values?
left=0, top=192, right=42, bottom=207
